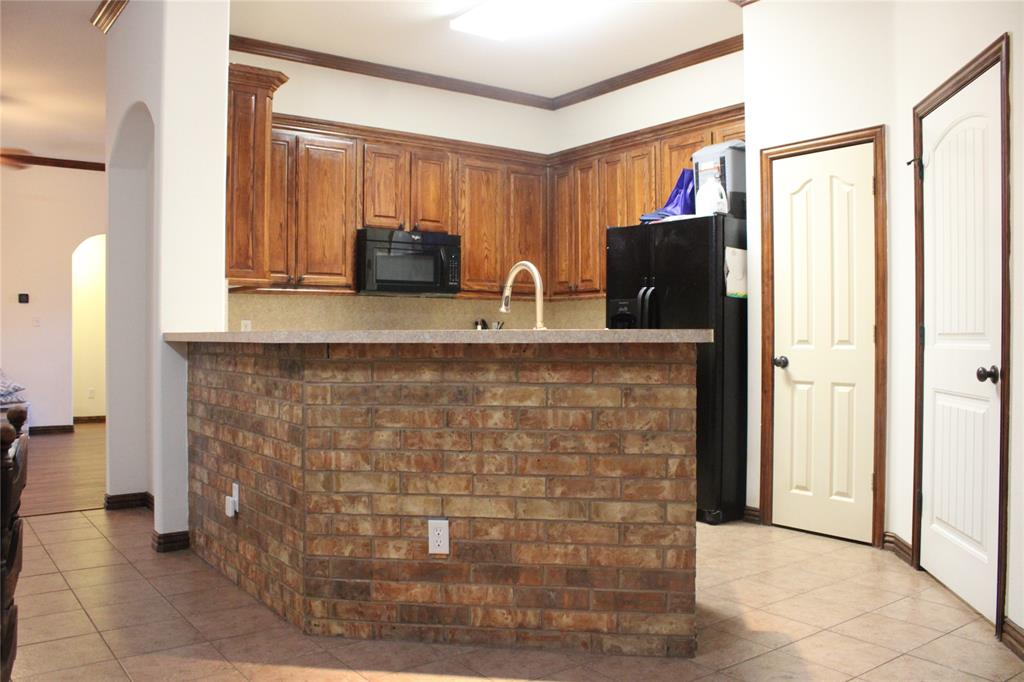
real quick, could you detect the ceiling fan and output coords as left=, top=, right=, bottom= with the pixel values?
left=0, top=148, right=33, bottom=170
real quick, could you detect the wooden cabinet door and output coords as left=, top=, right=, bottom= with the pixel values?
left=295, top=133, right=358, bottom=288
left=658, top=129, right=711, bottom=204
left=507, top=165, right=546, bottom=294
left=267, top=131, right=296, bottom=284
left=363, top=142, right=408, bottom=229
left=574, top=159, right=601, bottom=293
left=624, top=143, right=658, bottom=223
left=599, top=152, right=627, bottom=230
left=226, top=84, right=272, bottom=285
left=457, top=156, right=506, bottom=293
left=410, top=148, right=453, bottom=233
left=549, top=166, right=575, bottom=296
left=710, top=118, right=745, bottom=143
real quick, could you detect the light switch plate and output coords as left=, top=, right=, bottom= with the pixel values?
left=240, top=320, right=252, bottom=331
left=428, top=518, right=449, bottom=555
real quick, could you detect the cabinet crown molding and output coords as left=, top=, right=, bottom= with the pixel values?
left=229, top=63, right=289, bottom=92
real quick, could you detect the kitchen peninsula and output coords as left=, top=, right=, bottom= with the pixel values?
left=168, top=329, right=709, bottom=658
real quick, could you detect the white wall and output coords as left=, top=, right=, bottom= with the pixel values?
left=228, top=50, right=743, bottom=154
left=106, top=0, right=228, bottom=534
left=0, top=166, right=106, bottom=427
left=743, top=0, right=1023, bottom=626
left=71, top=234, right=106, bottom=417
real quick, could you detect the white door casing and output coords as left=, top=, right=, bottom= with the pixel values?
left=772, top=142, right=876, bottom=543
left=920, top=65, right=1002, bottom=622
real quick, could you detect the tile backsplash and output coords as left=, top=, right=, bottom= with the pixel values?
left=228, top=293, right=606, bottom=331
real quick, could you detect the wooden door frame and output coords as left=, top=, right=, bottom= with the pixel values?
left=911, top=33, right=1011, bottom=637
left=759, top=126, right=889, bottom=548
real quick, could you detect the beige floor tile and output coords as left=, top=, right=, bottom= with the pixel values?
left=950, top=619, right=1003, bottom=645
left=748, top=566, right=840, bottom=594
left=212, top=623, right=324, bottom=668
left=84, top=594, right=180, bottom=631
left=131, top=551, right=211, bottom=578
left=72, top=577, right=162, bottom=608
left=358, top=656, right=483, bottom=682
left=861, top=654, right=987, bottom=681
left=51, top=548, right=128, bottom=572
left=801, top=582, right=905, bottom=611
left=26, top=513, right=92, bottom=532
left=15, top=572, right=69, bottom=596
left=874, top=597, right=979, bottom=632
left=579, top=654, right=709, bottom=682
left=693, top=628, right=772, bottom=670
left=779, top=630, right=899, bottom=676
left=331, top=640, right=444, bottom=678
left=724, top=650, right=849, bottom=681
left=100, top=615, right=206, bottom=658
left=43, top=537, right=116, bottom=556
left=775, top=533, right=854, bottom=554
left=538, top=664, right=616, bottom=682
left=16, top=659, right=128, bottom=681
left=118, top=642, right=237, bottom=681
left=104, top=531, right=154, bottom=551
left=22, top=527, right=40, bottom=547
left=62, top=563, right=145, bottom=589
left=241, top=650, right=366, bottom=681
left=761, top=593, right=870, bottom=629
left=17, top=609, right=96, bottom=645
left=830, top=612, right=945, bottom=653
left=697, top=595, right=754, bottom=629
left=705, top=577, right=800, bottom=608
left=186, top=603, right=290, bottom=640
left=714, top=608, right=821, bottom=650
left=20, top=555, right=59, bottom=577
left=149, top=567, right=234, bottom=596
left=910, top=633, right=1024, bottom=681
left=17, top=589, right=81, bottom=618
left=22, top=546, right=51, bottom=562
left=167, top=584, right=257, bottom=616
left=915, top=585, right=975, bottom=610
left=11, top=632, right=114, bottom=678
left=849, top=568, right=938, bottom=596
left=34, top=527, right=106, bottom=545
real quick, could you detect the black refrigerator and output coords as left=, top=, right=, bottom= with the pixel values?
left=606, top=214, right=747, bottom=524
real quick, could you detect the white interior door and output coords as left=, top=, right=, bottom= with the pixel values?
left=920, top=65, right=1002, bottom=622
left=772, top=142, right=876, bottom=543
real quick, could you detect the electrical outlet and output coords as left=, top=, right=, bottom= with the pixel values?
left=88, top=388, right=96, bottom=399
left=240, top=319, right=252, bottom=331
left=428, top=518, right=449, bottom=555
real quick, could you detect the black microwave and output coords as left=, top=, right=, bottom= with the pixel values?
left=356, top=227, right=461, bottom=294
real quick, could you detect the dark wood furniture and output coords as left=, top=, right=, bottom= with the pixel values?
left=226, top=95, right=744, bottom=299
left=2, top=407, right=28, bottom=682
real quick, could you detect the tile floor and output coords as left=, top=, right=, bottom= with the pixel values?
left=9, top=508, right=1024, bottom=681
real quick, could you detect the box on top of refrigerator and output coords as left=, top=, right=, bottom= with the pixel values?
left=693, top=140, right=746, bottom=219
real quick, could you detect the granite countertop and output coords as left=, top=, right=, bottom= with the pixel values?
left=163, top=328, right=713, bottom=344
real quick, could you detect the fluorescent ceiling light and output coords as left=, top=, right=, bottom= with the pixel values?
left=450, top=0, right=592, bottom=42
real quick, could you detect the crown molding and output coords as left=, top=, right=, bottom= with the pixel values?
left=230, top=33, right=743, bottom=111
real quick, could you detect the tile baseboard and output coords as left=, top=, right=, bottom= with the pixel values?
left=28, top=424, right=74, bottom=435
left=73, top=415, right=106, bottom=424
left=152, top=530, right=190, bottom=553
left=1003, top=617, right=1023, bottom=661
left=743, top=506, right=762, bottom=524
left=104, top=492, right=154, bottom=510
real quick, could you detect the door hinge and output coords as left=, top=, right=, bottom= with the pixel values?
left=919, top=324, right=925, bottom=345
left=916, top=489, right=923, bottom=510
left=871, top=473, right=876, bottom=492
left=872, top=176, right=876, bottom=195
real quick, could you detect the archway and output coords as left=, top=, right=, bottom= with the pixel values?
left=71, top=234, right=107, bottom=421
left=105, top=102, right=156, bottom=503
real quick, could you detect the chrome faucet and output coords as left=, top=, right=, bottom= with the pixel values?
left=499, top=260, right=546, bottom=330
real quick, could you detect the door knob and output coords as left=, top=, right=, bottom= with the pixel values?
left=773, top=356, right=789, bottom=369
left=976, top=365, right=1000, bottom=384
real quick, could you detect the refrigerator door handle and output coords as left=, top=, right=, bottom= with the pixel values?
left=637, top=286, right=650, bottom=328
left=643, top=286, right=657, bottom=329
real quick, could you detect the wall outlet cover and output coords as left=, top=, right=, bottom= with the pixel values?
left=240, top=320, right=253, bottom=331
left=428, top=518, right=449, bottom=555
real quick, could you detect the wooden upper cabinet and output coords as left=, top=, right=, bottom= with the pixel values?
left=549, top=166, right=575, bottom=297
left=295, top=133, right=358, bottom=287
left=506, top=165, right=546, bottom=294
left=267, top=131, right=296, bottom=284
left=710, top=118, right=745, bottom=143
left=225, top=64, right=287, bottom=286
left=458, top=156, right=506, bottom=293
left=409, top=148, right=453, bottom=233
left=658, top=129, right=712, bottom=205
left=574, top=159, right=601, bottom=294
left=363, top=143, right=409, bottom=229
left=599, top=153, right=627, bottom=230
left=623, top=143, right=658, bottom=223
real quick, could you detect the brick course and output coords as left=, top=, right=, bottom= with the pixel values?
left=188, top=342, right=697, bottom=657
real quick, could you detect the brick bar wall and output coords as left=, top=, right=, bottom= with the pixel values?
left=187, top=342, right=698, bottom=657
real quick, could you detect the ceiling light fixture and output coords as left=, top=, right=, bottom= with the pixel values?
left=449, top=0, right=592, bottom=42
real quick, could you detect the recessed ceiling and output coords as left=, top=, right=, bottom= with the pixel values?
left=229, top=1, right=743, bottom=97
left=0, top=1, right=106, bottom=161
